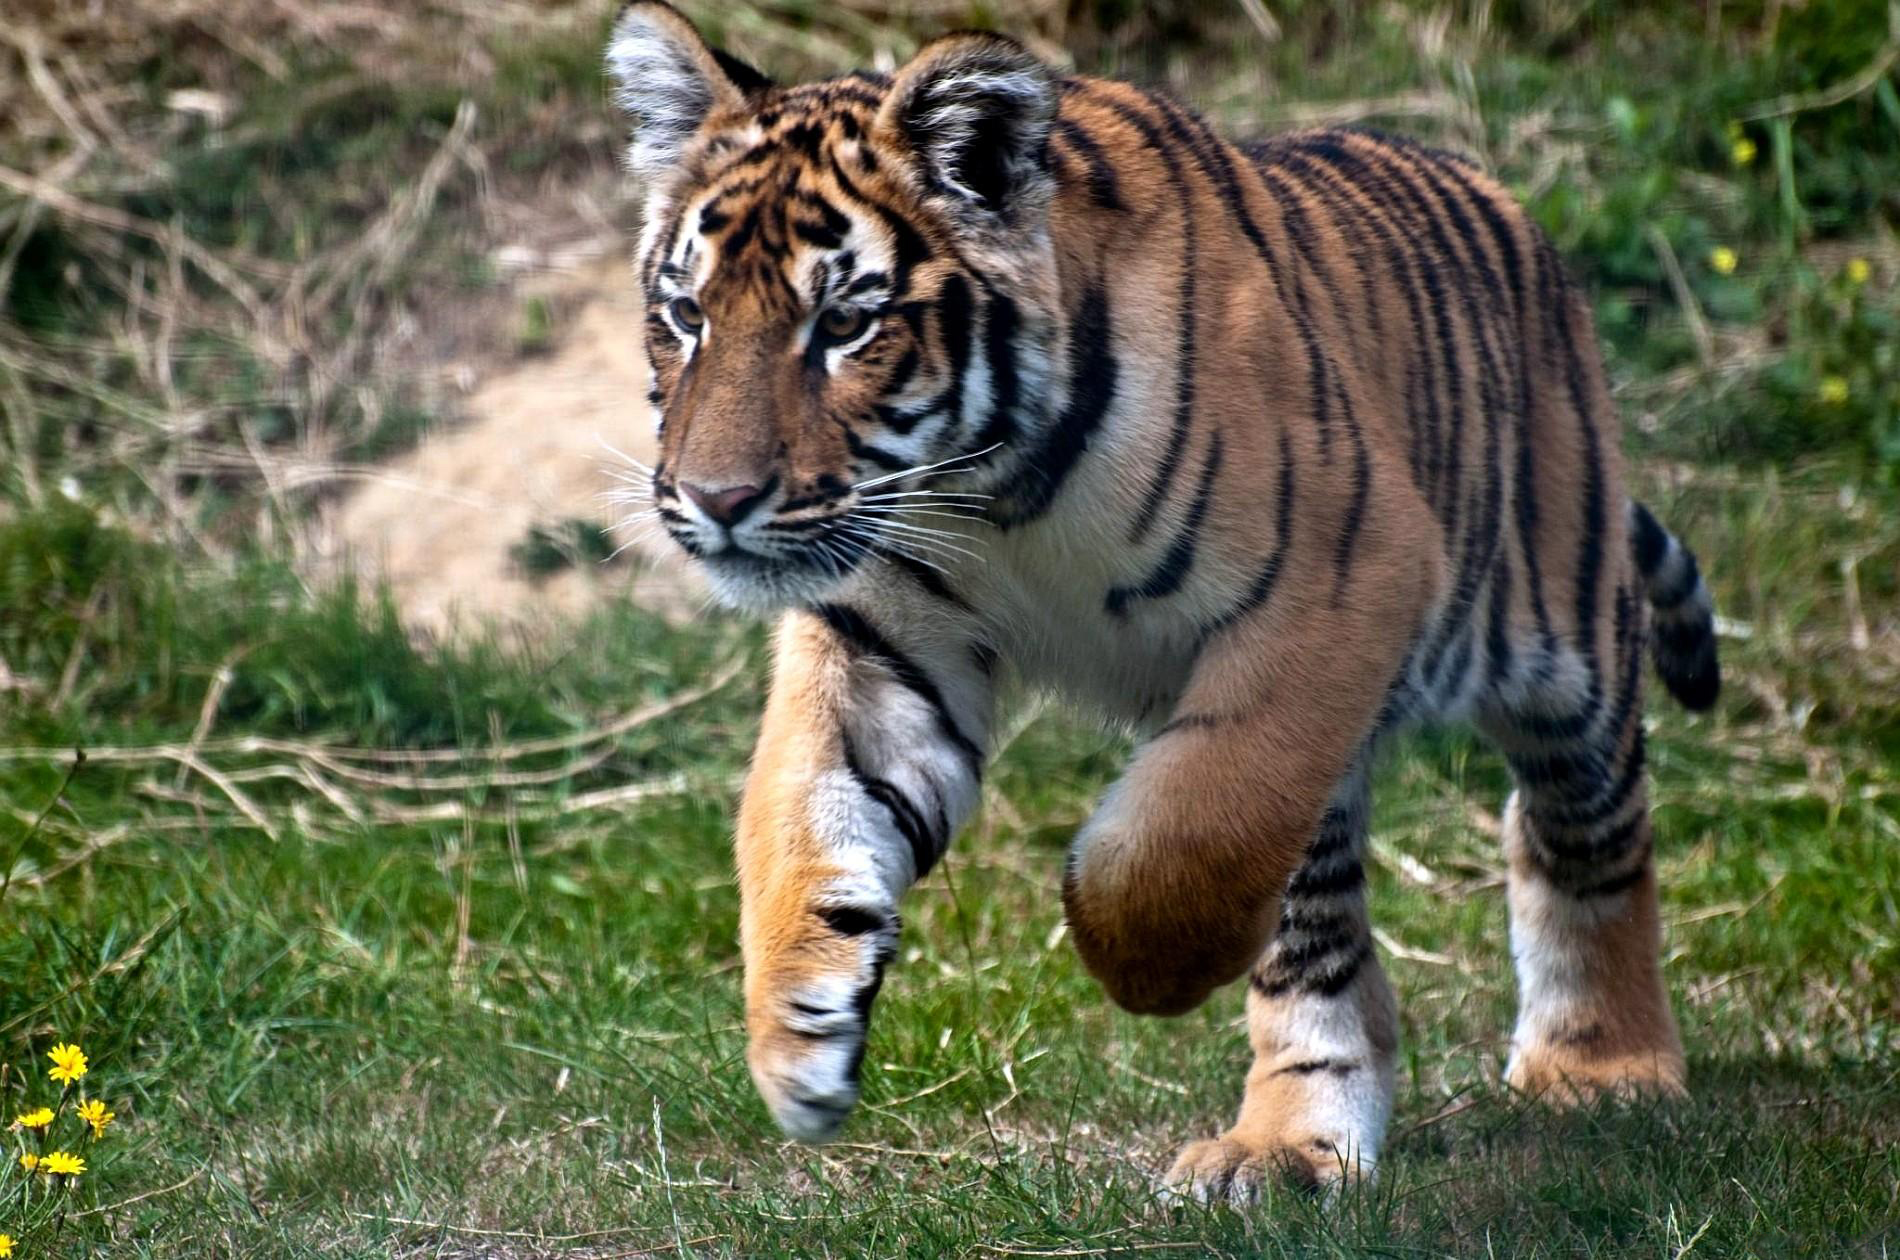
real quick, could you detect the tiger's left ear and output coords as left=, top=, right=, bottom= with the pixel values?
left=605, top=1, right=772, bottom=181
left=878, top=32, right=1059, bottom=225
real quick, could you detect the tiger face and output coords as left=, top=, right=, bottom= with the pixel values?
left=612, top=4, right=1063, bottom=610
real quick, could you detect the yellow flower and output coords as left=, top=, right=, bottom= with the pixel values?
left=18, top=1152, right=38, bottom=1173
left=1846, top=257, right=1871, bottom=286
left=46, top=1043, right=87, bottom=1085
left=41, top=1150, right=84, bottom=1177
left=1818, top=376, right=1849, bottom=405
left=76, top=1099, right=113, bottom=1138
left=1708, top=246, right=1738, bottom=276
left=0, top=1232, right=14, bottom=1257
left=1731, top=137, right=1758, bottom=166
left=14, top=1108, right=53, bottom=1131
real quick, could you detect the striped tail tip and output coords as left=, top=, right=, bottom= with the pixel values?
left=1629, top=501, right=1721, bottom=712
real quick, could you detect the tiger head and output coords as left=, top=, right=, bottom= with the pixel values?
left=607, top=2, right=1063, bottom=610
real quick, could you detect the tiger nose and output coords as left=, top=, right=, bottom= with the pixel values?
left=681, top=481, right=767, bottom=526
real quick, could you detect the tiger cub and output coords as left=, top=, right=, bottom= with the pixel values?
left=605, top=1, right=1719, bottom=1198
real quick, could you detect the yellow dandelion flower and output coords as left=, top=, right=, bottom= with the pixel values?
left=41, top=1150, right=84, bottom=1177
left=14, top=1108, right=53, bottom=1131
left=18, top=1152, right=38, bottom=1173
left=1708, top=246, right=1738, bottom=276
left=76, top=1099, right=114, bottom=1138
left=46, top=1043, right=87, bottom=1085
left=1731, top=137, right=1758, bottom=166
left=1818, top=376, right=1850, bottom=405
left=1846, top=257, right=1871, bottom=286
left=0, top=1232, right=14, bottom=1257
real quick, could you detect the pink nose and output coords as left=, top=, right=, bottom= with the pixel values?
left=681, top=481, right=766, bottom=526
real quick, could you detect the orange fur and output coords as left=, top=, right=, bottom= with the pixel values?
left=607, top=1, right=1715, bottom=1179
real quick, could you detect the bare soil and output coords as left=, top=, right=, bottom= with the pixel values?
left=315, top=251, right=700, bottom=637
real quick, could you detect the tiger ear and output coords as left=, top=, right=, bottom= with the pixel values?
left=878, top=32, right=1059, bottom=224
left=605, top=1, right=772, bottom=180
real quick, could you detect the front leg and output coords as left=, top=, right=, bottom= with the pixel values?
left=737, top=604, right=990, bottom=1140
left=1062, top=543, right=1432, bottom=1018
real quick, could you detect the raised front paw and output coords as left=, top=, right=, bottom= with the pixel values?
left=1164, top=1133, right=1368, bottom=1204
left=747, top=997, right=869, bottom=1141
left=1061, top=831, right=1280, bottom=1016
left=743, top=907, right=898, bottom=1142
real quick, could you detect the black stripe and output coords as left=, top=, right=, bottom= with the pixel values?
left=884, top=346, right=920, bottom=400
left=1053, top=118, right=1130, bottom=212
left=1275, top=1058, right=1359, bottom=1078
left=1274, top=145, right=1445, bottom=506
left=1251, top=937, right=1370, bottom=1000
left=935, top=272, right=974, bottom=431
left=1362, top=141, right=1512, bottom=694
left=1312, top=939, right=1372, bottom=996
left=827, top=151, right=933, bottom=291
left=1235, top=159, right=1370, bottom=600
left=819, top=905, right=888, bottom=937
left=992, top=281, right=1118, bottom=527
left=970, top=288, right=1021, bottom=452
left=1486, top=549, right=1515, bottom=686
left=1298, top=137, right=1465, bottom=521
left=1145, top=92, right=1336, bottom=461
left=1395, top=154, right=1517, bottom=634
left=880, top=547, right=971, bottom=611
left=878, top=278, right=975, bottom=436
left=1649, top=559, right=1704, bottom=612
left=841, top=733, right=942, bottom=878
left=1534, top=812, right=1644, bottom=863
left=793, top=217, right=844, bottom=249
left=1630, top=501, right=1669, bottom=576
left=1566, top=861, right=1649, bottom=900
left=1203, top=428, right=1297, bottom=633
left=815, top=604, right=982, bottom=768
left=841, top=425, right=909, bottom=471
left=1105, top=431, right=1222, bottom=615
left=1549, top=243, right=1609, bottom=679
left=1126, top=127, right=1199, bottom=543
left=1155, top=712, right=1223, bottom=736
left=1285, top=857, right=1366, bottom=899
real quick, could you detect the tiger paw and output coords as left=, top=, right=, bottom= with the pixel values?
left=1060, top=834, right=1278, bottom=1016
left=1163, top=1133, right=1368, bottom=1205
left=1506, top=1043, right=1687, bottom=1107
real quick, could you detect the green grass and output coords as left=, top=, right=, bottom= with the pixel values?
left=3, top=0, right=1899, bottom=1254
left=0, top=467, right=1895, bottom=1257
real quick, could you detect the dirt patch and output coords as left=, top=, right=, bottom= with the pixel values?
left=314, top=251, right=700, bottom=637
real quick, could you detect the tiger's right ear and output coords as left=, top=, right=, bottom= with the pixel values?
left=605, top=1, right=772, bottom=180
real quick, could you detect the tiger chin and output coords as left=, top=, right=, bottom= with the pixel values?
left=605, top=1, right=1718, bottom=1199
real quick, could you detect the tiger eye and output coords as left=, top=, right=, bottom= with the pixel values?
left=818, top=306, right=868, bottom=342
left=669, top=296, right=705, bottom=333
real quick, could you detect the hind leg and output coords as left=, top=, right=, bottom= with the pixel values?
left=1166, top=764, right=1399, bottom=1200
left=1489, top=637, right=1685, bottom=1102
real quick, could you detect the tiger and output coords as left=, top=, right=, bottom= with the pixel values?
left=604, top=0, right=1722, bottom=1198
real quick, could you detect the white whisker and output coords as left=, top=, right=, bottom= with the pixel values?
left=851, top=443, right=1002, bottom=491
left=842, top=520, right=983, bottom=563
left=849, top=506, right=991, bottom=526
left=594, top=433, right=656, bottom=476
left=832, top=524, right=954, bottom=574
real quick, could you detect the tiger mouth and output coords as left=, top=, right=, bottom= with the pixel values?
left=689, top=535, right=869, bottom=610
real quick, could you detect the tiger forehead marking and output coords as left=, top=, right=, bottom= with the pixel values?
left=606, top=0, right=1721, bottom=1190
left=658, top=98, right=894, bottom=307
